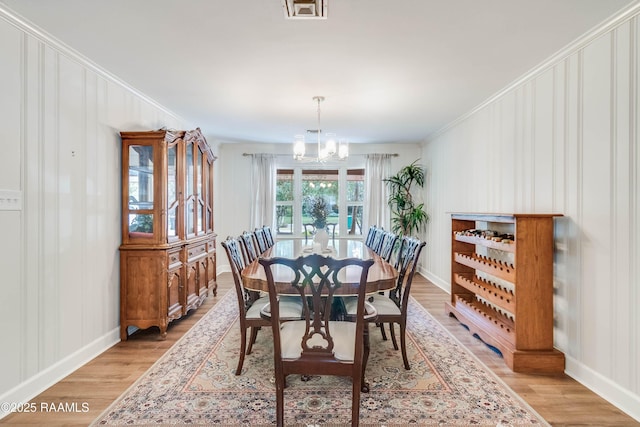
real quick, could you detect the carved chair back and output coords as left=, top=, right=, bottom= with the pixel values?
left=378, top=231, right=398, bottom=262
left=221, top=237, right=259, bottom=317
left=263, top=225, right=275, bottom=248
left=254, top=228, right=268, bottom=254
left=370, top=227, right=386, bottom=254
left=258, top=254, right=375, bottom=427
left=239, top=231, right=259, bottom=265
left=391, top=236, right=426, bottom=309
left=365, top=225, right=378, bottom=247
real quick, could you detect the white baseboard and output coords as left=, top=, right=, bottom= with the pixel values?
left=418, top=267, right=450, bottom=293
left=0, top=327, right=120, bottom=420
left=565, top=355, right=640, bottom=422
left=217, top=265, right=231, bottom=275
left=418, top=267, right=640, bottom=423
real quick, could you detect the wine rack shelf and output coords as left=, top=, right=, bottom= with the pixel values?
left=445, top=213, right=565, bottom=373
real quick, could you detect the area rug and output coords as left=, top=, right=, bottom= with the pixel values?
left=92, top=290, right=549, bottom=426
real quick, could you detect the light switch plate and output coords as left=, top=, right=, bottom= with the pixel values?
left=0, top=189, right=22, bottom=211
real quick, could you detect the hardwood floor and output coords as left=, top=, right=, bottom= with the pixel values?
left=2, top=273, right=638, bottom=426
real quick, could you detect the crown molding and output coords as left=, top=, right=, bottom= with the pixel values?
left=426, top=0, right=640, bottom=142
left=0, top=2, right=191, bottom=127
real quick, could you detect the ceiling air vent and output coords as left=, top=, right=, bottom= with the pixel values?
left=281, top=0, right=327, bottom=19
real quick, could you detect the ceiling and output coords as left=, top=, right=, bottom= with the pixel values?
left=1, top=0, right=635, bottom=145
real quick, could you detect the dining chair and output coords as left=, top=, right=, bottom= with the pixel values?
left=378, top=231, right=398, bottom=262
left=263, top=225, right=275, bottom=248
left=370, top=227, right=386, bottom=254
left=239, top=231, right=259, bottom=265
left=303, top=223, right=316, bottom=243
left=221, top=236, right=303, bottom=376
left=258, top=254, right=376, bottom=427
left=254, top=227, right=268, bottom=253
left=344, top=236, right=426, bottom=370
left=364, top=225, right=377, bottom=247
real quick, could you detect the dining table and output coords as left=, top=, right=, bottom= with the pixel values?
left=242, top=238, right=396, bottom=393
left=241, top=238, right=398, bottom=295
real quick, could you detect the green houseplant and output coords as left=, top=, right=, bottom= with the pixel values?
left=307, top=196, right=330, bottom=229
left=383, top=160, right=429, bottom=237
left=305, top=196, right=331, bottom=249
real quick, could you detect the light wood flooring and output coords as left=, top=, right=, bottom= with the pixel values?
left=2, top=273, right=638, bottom=426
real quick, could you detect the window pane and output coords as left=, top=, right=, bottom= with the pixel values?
left=276, top=205, right=293, bottom=234
left=128, top=145, right=154, bottom=236
left=347, top=181, right=364, bottom=202
left=275, top=167, right=365, bottom=238
left=128, top=145, right=154, bottom=209
left=347, top=169, right=364, bottom=202
left=196, top=147, right=202, bottom=195
left=129, top=213, right=153, bottom=234
left=276, top=170, right=293, bottom=202
left=186, top=143, right=194, bottom=196
left=347, top=205, right=363, bottom=235
left=346, top=169, right=364, bottom=236
left=168, top=206, right=177, bottom=237
left=302, top=170, right=339, bottom=235
left=167, top=145, right=177, bottom=237
left=186, top=201, right=194, bottom=234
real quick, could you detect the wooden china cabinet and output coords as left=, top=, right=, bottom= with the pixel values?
left=119, top=128, right=217, bottom=340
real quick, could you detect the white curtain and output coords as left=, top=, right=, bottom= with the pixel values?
left=364, top=154, right=392, bottom=232
left=249, top=154, right=276, bottom=231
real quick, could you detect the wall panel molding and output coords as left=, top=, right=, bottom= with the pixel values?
left=0, top=4, right=189, bottom=128
left=631, top=16, right=640, bottom=397
left=427, top=1, right=640, bottom=142
left=0, top=7, right=193, bottom=418
left=422, top=7, right=640, bottom=422
left=19, top=28, right=28, bottom=384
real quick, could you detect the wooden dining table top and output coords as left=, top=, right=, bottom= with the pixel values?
left=241, top=239, right=398, bottom=295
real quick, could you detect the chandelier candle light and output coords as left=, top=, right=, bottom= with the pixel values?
left=293, top=96, right=349, bottom=162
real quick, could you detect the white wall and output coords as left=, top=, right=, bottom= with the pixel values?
left=0, top=8, right=191, bottom=416
left=2, top=0, right=639, bottom=422
left=214, top=141, right=422, bottom=273
left=421, top=11, right=640, bottom=421
left=0, top=5, right=419, bottom=414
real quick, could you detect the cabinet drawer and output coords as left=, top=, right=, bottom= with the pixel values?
left=167, top=248, right=182, bottom=270
left=187, top=242, right=207, bottom=261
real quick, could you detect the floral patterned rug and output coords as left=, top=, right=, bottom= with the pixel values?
left=92, top=290, right=548, bottom=426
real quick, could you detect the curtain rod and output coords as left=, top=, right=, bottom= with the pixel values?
left=242, top=153, right=399, bottom=157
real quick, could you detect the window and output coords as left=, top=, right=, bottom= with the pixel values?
left=346, top=169, right=364, bottom=235
left=276, top=169, right=294, bottom=234
left=302, top=169, right=338, bottom=234
left=275, top=167, right=365, bottom=238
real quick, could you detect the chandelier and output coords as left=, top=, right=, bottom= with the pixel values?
left=293, top=96, right=349, bottom=162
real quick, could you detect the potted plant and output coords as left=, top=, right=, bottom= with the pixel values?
left=307, top=196, right=330, bottom=228
left=306, top=196, right=331, bottom=249
left=383, top=160, right=429, bottom=237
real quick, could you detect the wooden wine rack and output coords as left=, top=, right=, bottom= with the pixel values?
left=445, top=213, right=565, bottom=373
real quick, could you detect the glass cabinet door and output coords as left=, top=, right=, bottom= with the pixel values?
left=121, top=130, right=214, bottom=244
left=205, top=156, right=214, bottom=232
left=185, top=142, right=195, bottom=236
left=128, top=145, right=154, bottom=235
left=167, top=143, right=178, bottom=239
left=196, top=146, right=204, bottom=234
